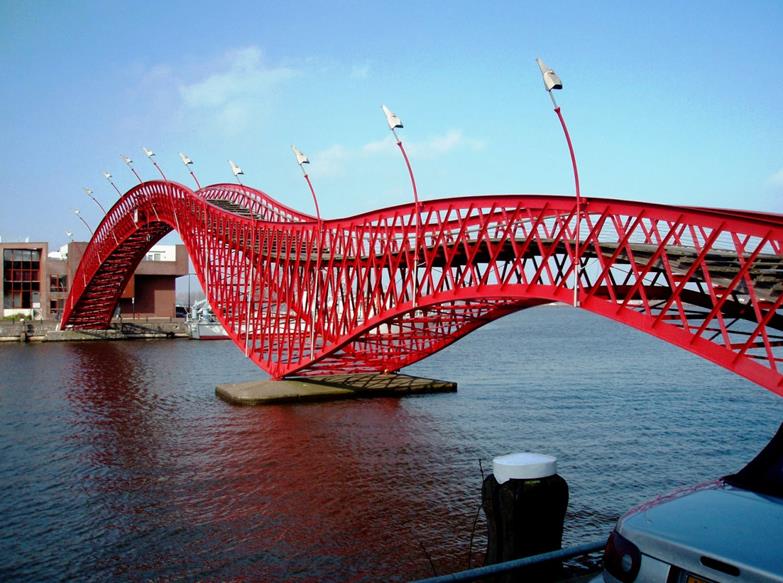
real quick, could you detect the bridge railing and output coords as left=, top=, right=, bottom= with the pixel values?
left=62, top=183, right=783, bottom=393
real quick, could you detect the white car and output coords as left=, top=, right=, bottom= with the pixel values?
left=597, top=424, right=783, bottom=582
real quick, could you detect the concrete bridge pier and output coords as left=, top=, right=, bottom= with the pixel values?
left=215, top=373, right=457, bottom=405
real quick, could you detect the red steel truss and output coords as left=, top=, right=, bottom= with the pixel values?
left=60, top=181, right=783, bottom=395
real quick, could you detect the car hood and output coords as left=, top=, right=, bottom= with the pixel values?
left=618, top=482, right=783, bottom=581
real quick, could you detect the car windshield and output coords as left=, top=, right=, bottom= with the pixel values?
left=724, top=421, right=783, bottom=499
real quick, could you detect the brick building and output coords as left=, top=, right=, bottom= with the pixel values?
left=1, top=241, right=188, bottom=321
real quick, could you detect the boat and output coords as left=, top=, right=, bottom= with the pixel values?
left=189, top=321, right=229, bottom=340
left=186, top=300, right=229, bottom=340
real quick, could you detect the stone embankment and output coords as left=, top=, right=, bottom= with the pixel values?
left=0, top=320, right=190, bottom=342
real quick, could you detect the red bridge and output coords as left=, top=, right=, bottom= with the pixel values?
left=60, top=181, right=783, bottom=396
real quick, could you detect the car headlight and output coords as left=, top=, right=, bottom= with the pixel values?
left=604, top=530, right=641, bottom=582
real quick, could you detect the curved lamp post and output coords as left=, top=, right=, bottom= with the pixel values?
left=382, top=104, right=421, bottom=307
left=291, top=145, right=321, bottom=223
left=179, top=152, right=202, bottom=190
left=73, top=209, right=93, bottom=235
left=83, top=188, right=119, bottom=243
left=103, top=171, right=123, bottom=197
left=83, top=187, right=107, bottom=215
left=121, top=155, right=143, bottom=184
left=143, top=147, right=167, bottom=181
left=536, top=57, right=582, bottom=307
left=291, top=144, right=324, bottom=356
left=229, top=160, right=244, bottom=186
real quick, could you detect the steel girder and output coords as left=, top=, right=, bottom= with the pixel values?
left=60, top=181, right=783, bottom=395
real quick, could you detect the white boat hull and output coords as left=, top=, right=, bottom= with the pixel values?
left=189, top=322, right=229, bottom=340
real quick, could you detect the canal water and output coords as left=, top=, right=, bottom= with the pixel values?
left=1, top=307, right=781, bottom=581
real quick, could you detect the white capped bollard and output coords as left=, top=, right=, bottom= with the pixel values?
left=482, top=452, right=569, bottom=582
left=492, top=452, right=557, bottom=483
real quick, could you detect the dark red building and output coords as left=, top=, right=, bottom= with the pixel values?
left=1, top=241, right=188, bottom=321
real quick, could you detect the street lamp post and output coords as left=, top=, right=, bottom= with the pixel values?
left=83, top=188, right=118, bottom=244
left=143, top=147, right=181, bottom=231
left=143, top=147, right=167, bottom=181
left=83, top=187, right=107, bottom=214
left=103, top=171, right=123, bottom=196
left=73, top=208, right=101, bottom=262
left=229, top=160, right=244, bottom=185
left=291, top=145, right=321, bottom=222
left=179, top=152, right=202, bottom=190
left=536, top=57, right=582, bottom=307
left=291, top=144, right=323, bottom=356
left=382, top=104, right=421, bottom=307
left=73, top=209, right=93, bottom=235
left=122, top=155, right=143, bottom=184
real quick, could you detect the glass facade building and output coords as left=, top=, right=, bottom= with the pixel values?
left=0, top=241, right=187, bottom=321
left=2, top=247, right=43, bottom=314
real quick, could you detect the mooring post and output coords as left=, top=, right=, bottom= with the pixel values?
left=482, top=453, right=568, bottom=582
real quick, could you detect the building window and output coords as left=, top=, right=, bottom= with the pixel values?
left=50, top=274, right=67, bottom=292
left=50, top=299, right=64, bottom=318
left=3, top=248, right=41, bottom=309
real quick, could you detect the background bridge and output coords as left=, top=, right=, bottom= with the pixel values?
left=61, top=181, right=783, bottom=395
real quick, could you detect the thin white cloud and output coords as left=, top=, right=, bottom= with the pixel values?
left=314, top=129, right=485, bottom=177
left=178, top=47, right=297, bottom=135
left=139, top=64, right=176, bottom=85
left=768, top=168, right=783, bottom=189
left=409, top=129, right=485, bottom=159
left=350, top=63, right=371, bottom=79
left=315, top=144, right=353, bottom=177
left=361, top=136, right=394, bottom=155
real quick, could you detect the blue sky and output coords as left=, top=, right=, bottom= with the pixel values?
left=1, top=0, right=781, bottom=247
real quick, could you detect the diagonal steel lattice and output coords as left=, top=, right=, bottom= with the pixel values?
left=60, top=181, right=783, bottom=395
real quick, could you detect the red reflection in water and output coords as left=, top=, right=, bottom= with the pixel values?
left=62, top=341, right=482, bottom=581
left=6, top=309, right=780, bottom=581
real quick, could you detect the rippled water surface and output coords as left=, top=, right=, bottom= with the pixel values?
left=1, top=307, right=781, bottom=581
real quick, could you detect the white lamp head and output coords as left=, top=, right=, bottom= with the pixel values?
left=73, top=208, right=80, bottom=215
left=179, top=152, right=193, bottom=166
left=143, top=147, right=155, bottom=158
left=103, top=171, right=112, bottom=179
left=291, top=145, right=309, bottom=166
left=83, top=187, right=93, bottom=196
left=66, top=231, right=73, bottom=238
left=382, top=104, right=403, bottom=130
left=536, top=57, right=563, bottom=92
left=229, top=159, right=244, bottom=177
left=121, top=155, right=133, bottom=166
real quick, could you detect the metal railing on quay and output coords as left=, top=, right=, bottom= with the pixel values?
left=410, top=540, right=606, bottom=583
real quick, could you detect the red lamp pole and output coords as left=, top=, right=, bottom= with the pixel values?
left=103, top=171, right=123, bottom=197
left=73, top=209, right=93, bottom=234
left=83, top=188, right=119, bottom=244
left=292, top=145, right=322, bottom=223
left=292, top=145, right=323, bottom=356
left=179, top=153, right=202, bottom=190
left=229, top=160, right=244, bottom=186
left=121, top=155, right=143, bottom=184
left=83, top=187, right=107, bottom=215
left=143, top=147, right=167, bottom=181
left=383, top=105, right=421, bottom=308
left=537, top=58, right=582, bottom=307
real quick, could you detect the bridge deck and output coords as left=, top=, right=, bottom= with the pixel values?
left=62, top=186, right=783, bottom=391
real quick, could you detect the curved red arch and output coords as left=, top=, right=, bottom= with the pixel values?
left=61, top=181, right=783, bottom=395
